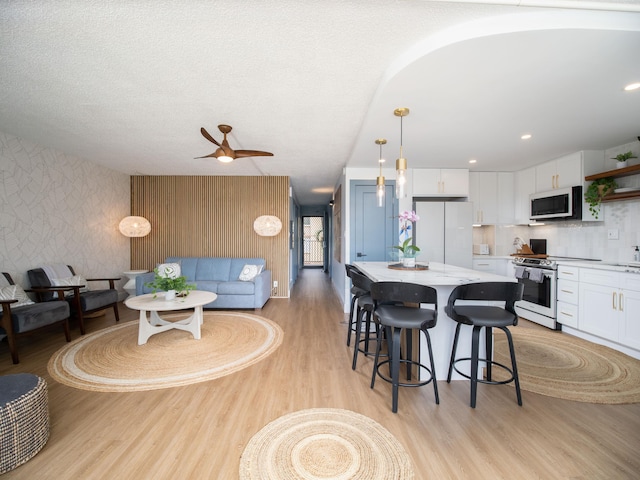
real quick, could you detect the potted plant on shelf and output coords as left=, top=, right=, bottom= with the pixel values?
left=145, top=264, right=195, bottom=300
left=584, top=177, right=617, bottom=219
left=612, top=151, right=637, bottom=169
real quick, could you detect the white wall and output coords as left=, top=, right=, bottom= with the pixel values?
left=0, top=132, right=131, bottom=292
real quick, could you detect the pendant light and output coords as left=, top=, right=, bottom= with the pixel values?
left=375, top=138, right=387, bottom=207
left=394, top=107, right=409, bottom=199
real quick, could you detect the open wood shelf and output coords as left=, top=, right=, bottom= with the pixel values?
left=585, top=164, right=640, bottom=181
left=600, top=191, right=640, bottom=202
left=585, top=164, right=640, bottom=202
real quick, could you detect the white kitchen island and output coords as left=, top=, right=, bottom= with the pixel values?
left=354, top=261, right=516, bottom=380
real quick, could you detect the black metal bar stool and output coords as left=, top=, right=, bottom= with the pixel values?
left=349, top=270, right=379, bottom=370
left=445, top=282, right=524, bottom=408
left=345, top=264, right=367, bottom=347
left=369, top=281, right=439, bottom=413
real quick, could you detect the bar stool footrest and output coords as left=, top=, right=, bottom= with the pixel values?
left=357, top=334, right=384, bottom=357
left=450, top=357, right=516, bottom=386
left=374, top=359, right=436, bottom=388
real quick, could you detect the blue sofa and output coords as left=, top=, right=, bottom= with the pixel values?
left=135, top=257, right=271, bottom=309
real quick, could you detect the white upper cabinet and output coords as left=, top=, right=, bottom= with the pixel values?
left=535, top=152, right=582, bottom=192
left=468, top=172, right=515, bottom=225
left=515, top=167, right=536, bottom=224
left=413, top=169, right=469, bottom=196
left=497, top=172, right=515, bottom=224
left=469, top=172, right=498, bottom=224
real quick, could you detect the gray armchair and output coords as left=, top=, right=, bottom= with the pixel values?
left=27, top=265, right=120, bottom=335
left=0, top=272, right=71, bottom=364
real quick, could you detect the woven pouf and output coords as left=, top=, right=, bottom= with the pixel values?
left=0, top=374, right=49, bottom=474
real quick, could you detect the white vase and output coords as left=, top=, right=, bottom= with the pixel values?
left=165, top=289, right=177, bottom=300
left=402, top=257, right=416, bottom=268
left=616, top=160, right=627, bottom=169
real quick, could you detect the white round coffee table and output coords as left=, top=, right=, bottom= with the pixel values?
left=125, top=290, right=217, bottom=345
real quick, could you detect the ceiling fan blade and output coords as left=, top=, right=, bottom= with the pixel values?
left=200, top=127, right=221, bottom=147
left=234, top=150, right=274, bottom=158
left=194, top=153, right=219, bottom=159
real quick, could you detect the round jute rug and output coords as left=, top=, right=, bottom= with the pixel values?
left=239, top=408, right=414, bottom=480
left=493, top=327, right=640, bottom=404
left=48, top=312, right=283, bottom=392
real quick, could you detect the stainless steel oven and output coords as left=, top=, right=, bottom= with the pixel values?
left=512, top=257, right=558, bottom=329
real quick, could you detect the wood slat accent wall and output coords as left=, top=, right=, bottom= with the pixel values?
left=130, top=176, right=290, bottom=297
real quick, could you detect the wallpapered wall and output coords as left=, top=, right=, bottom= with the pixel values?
left=0, top=132, right=131, bottom=291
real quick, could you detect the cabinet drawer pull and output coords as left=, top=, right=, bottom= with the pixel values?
left=560, top=271, right=574, bottom=276
left=613, top=291, right=617, bottom=310
left=560, top=289, right=574, bottom=294
left=560, top=311, right=573, bottom=317
left=620, top=293, right=624, bottom=312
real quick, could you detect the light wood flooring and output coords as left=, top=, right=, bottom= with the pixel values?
left=2, top=268, right=640, bottom=479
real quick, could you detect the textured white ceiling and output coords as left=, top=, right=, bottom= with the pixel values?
left=1, top=1, right=639, bottom=205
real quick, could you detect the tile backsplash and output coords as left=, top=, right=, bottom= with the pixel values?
left=488, top=193, right=640, bottom=264
left=477, top=140, right=640, bottom=263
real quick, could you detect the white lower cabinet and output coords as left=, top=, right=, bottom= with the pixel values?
left=473, top=258, right=497, bottom=274
left=472, top=258, right=510, bottom=276
left=579, top=280, right=619, bottom=341
left=620, top=276, right=640, bottom=351
left=557, top=265, right=579, bottom=329
left=578, top=269, right=640, bottom=350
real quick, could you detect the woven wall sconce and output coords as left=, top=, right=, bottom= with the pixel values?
left=253, top=215, right=282, bottom=237
left=118, top=216, right=151, bottom=237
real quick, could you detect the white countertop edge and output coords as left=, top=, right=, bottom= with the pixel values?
left=555, top=260, right=640, bottom=273
left=354, top=261, right=515, bottom=286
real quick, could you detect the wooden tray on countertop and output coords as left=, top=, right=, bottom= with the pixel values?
left=388, top=263, right=429, bottom=271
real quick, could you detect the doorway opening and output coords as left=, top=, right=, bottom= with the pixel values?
left=303, top=216, right=324, bottom=267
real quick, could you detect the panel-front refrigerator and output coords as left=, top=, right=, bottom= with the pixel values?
left=414, top=201, right=473, bottom=269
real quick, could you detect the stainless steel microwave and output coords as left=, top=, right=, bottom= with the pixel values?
left=530, top=186, right=582, bottom=221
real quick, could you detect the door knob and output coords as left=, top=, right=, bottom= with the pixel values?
left=356, top=252, right=367, bottom=258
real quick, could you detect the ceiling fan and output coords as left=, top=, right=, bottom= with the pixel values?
left=196, top=124, right=273, bottom=163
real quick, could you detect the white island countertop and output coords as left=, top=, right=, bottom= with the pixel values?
left=352, top=261, right=514, bottom=382
left=354, top=261, right=515, bottom=286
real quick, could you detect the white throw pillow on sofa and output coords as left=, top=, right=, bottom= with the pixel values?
left=238, top=264, right=263, bottom=282
left=157, top=263, right=181, bottom=279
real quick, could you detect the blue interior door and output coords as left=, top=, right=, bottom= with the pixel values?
left=350, top=181, right=396, bottom=262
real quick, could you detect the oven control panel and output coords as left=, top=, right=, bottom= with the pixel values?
left=512, top=257, right=557, bottom=269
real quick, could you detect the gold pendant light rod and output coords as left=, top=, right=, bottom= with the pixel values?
left=375, top=138, right=387, bottom=207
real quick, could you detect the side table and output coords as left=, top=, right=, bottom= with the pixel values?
left=123, top=270, right=148, bottom=298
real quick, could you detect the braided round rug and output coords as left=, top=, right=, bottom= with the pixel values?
left=48, top=312, right=283, bottom=392
left=239, top=408, right=414, bottom=479
left=493, top=327, right=640, bottom=404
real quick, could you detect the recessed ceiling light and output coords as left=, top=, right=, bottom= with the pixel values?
left=521, top=134, right=532, bottom=140
left=469, top=159, right=477, bottom=164
left=624, top=82, right=640, bottom=91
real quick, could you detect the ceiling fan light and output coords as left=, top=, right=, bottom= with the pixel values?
left=217, top=155, right=234, bottom=163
